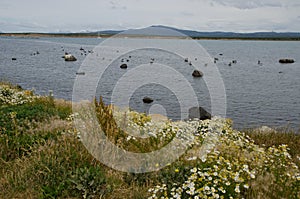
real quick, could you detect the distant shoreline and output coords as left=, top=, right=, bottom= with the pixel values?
left=1, top=33, right=300, bottom=41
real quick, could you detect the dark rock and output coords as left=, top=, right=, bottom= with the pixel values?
left=16, top=84, right=22, bottom=90
left=12, top=58, right=17, bottom=61
left=143, top=97, right=153, bottom=103
left=188, top=107, right=211, bottom=120
left=120, top=63, right=127, bottom=69
left=76, top=72, right=85, bottom=75
left=279, top=59, right=295, bottom=64
left=192, top=70, right=203, bottom=77
left=184, top=58, right=189, bottom=62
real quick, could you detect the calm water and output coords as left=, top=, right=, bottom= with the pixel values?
left=0, top=36, right=299, bottom=131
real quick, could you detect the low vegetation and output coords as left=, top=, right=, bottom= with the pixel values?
left=0, top=82, right=299, bottom=198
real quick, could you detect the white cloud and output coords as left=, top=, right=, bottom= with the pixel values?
left=180, top=11, right=195, bottom=17
left=0, top=0, right=299, bottom=32
left=210, top=0, right=282, bottom=9
left=109, top=0, right=127, bottom=10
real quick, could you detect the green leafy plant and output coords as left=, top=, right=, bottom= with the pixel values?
left=69, top=166, right=108, bottom=199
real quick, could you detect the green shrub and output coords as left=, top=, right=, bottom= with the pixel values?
left=69, top=166, right=107, bottom=199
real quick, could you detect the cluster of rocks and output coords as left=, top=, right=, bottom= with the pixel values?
left=61, top=46, right=96, bottom=62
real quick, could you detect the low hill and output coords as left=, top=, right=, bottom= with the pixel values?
left=1, top=25, right=300, bottom=40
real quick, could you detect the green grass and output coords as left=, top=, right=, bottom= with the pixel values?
left=0, top=96, right=72, bottom=161
left=0, top=83, right=299, bottom=199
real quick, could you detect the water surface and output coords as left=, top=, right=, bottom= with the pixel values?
left=0, top=36, right=299, bottom=130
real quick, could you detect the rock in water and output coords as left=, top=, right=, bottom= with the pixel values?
left=143, top=97, right=154, bottom=103
left=279, top=59, right=295, bottom=64
left=192, top=70, right=203, bottom=77
left=64, top=54, right=77, bottom=61
left=188, top=107, right=211, bottom=120
left=120, top=63, right=127, bottom=69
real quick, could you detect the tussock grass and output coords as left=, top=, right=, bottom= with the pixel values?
left=244, top=128, right=300, bottom=168
left=1, top=83, right=299, bottom=199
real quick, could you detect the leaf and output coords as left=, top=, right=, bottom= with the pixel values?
left=89, top=180, right=94, bottom=186
left=76, top=184, right=85, bottom=191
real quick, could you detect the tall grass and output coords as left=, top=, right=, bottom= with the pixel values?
left=0, top=83, right=299, bottom=198
left=244, top=127, right=300, bottom=168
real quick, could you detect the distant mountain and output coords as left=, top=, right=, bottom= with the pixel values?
left=1, top=26, right=300, bottom=40
left=92, top=30, right=122, bottom=35
left=150, top=25, right=300, bottom=39
left=90, top=25, right=300, bottom=39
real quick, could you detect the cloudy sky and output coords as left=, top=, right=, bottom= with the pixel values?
left=1, top=0, right=300, bottom=33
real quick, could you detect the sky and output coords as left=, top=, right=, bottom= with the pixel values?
left=0, top=0, right=300, bottom=33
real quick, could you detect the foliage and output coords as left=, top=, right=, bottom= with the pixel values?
left=94, top=97, right=176, bottom=153
left=69, top=166, right=107, bottom=199
left=245, top=128, right=300, bottom=168
left=0, top=84, right=72, bottom=161
left=0, top=83, right=299, bottom=199
left=0, top=84, right=37, bottom=106
left=148, top=121, right=300, bottom=199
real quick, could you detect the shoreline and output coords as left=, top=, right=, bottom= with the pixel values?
left=1, top=32, right=300, bottom=41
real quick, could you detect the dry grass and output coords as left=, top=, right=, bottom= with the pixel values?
left=244, top=128, right=300, bottom=167
left=33, top=117, right=72, bottom=134
left=1, top=84, right=299, bottom=198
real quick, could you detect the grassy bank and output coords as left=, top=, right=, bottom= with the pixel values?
left=0, top=82, right=299, bottom=199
